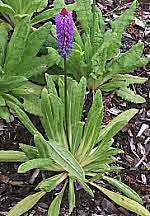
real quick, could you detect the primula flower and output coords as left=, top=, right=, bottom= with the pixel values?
left=56, top=8, right=74, bottom=58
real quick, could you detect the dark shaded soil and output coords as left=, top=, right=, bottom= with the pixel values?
left=0, top=1, right=150, bottom=216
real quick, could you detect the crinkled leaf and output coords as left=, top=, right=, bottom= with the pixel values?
left=0, top=76, right=28, bottom=92
left=111, top=0, right=137, bottom=40
left=19, top=144, right=39, bottom=160
left=14, top=26, right=49, bottom=76
left=117, top=87, right=146, bottom=103
left=100, top=80, right=128, bottom=92
left=4, top=16, right=31, bottom=74
left=106, top=43, right=148, bottom=74
left=112, top=74, right=148, bottom=84
left=75, top=0, right=92, bottom=34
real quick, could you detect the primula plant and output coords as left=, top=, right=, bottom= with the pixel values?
left=52, top=0, right=148, bottom=103
left=0, top=75, right=149, bottom=216
left=0, top=4, right=150, bottom=216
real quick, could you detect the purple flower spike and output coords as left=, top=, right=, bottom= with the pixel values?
left=56, top=8, right=74, bottom=58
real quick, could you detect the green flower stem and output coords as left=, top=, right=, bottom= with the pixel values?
left=91, top=0, right=96, bottom=90
left=64, top=56, right=69, bottom=147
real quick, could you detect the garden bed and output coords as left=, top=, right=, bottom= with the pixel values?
left=0, top=0, right=150, bottom=215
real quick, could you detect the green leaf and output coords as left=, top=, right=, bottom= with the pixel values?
left=31, top=0, right=76, bottom=25
left=41, top=87, right=65, bottom=143
left=19, top=144, right=39, bottom=160
left=4, top=15, right=31, bottom=75
left=17, top=48, right=60, bottom=79
left=90, top=182, right=150, bottom=216
left=92, top=11, right=104, bottom=55
left=37, top=0, right=47, bottom=12
left=0, top=1, right=15, bottom=15
left=0, top=105, right=10, bottom=120
left=103, top=176, right=142, bottom=204
left=68, top=177, right=75, bottom=214
left=91, top=120, right=129, bottom=159
left=106, top=43, right=148, bottom=74
left=75, top=0, right=92, bottom=34
left=99, top=80, right=128, bottom=92
left=34, top=133, right=52, bottom=159
left=84, top=34, right=92, bottom=63
left=12, top=82, right=42, bottom=116
left=0, top=150, right=28, bottom=162
left=78, top=180, right=94, bottom=197
left=0, top=95, right=6, bottom=106
left=77, top=90, right=103, bottom=159
left=67, top=77, right=86, bottom=153
left=7, top=101, right=38, bottom=135
left=84, top=158, right=118, bottom=172
left=0, top=23, right=8, bottom=66
left=36, top=173, right=67, bottom=192
left=0, top=76, right=28, bottom=92
left=35, top=133, right=85, bottom=181
left=71, top=121, right=84, bottom=156
left=7, top=191, right=46, bottom=216
left=117, top=87, right=146, bottom=103
left=48, top=180, right=68, bottom=216
left=18, top=158, right=53, bottom=173
left=14, top=26, right=49, bottom=76
left=22, top=0, right=41, bottom=14
left=112, top=74, right=148, bottom=85
left=73, top=23, right=84, bottom=50
left=111, top=0, right=137, bottom=40
left=2, top=92, right=22, bottom=107
left=88, top=173, right=104, bottom=183
left=98, top=109, right=138, bottom=141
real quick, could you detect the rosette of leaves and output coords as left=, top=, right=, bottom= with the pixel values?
left=0, top=0, right=76, bottom=28
left=0, top=14, right=64, bottom=118
left=53, top=0, right=148, bottom=104
left=0, top=75, right=149, bottom=216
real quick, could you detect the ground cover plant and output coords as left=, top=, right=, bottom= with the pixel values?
left=0, top=0, right=150, bottom=215
left=48, top=0, right=148, bottom=103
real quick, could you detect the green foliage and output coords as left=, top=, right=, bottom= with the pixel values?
left=0, top=15, right=61, bottom=118
left=1, top=76, right=149, bottom=215
left=31, top=0, right=76, bottom=25
left=62, top=0, right=148, bottom=103
left=0, top=0, right=51, bottom=27
left=90, top=182, right=150, bottom=216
